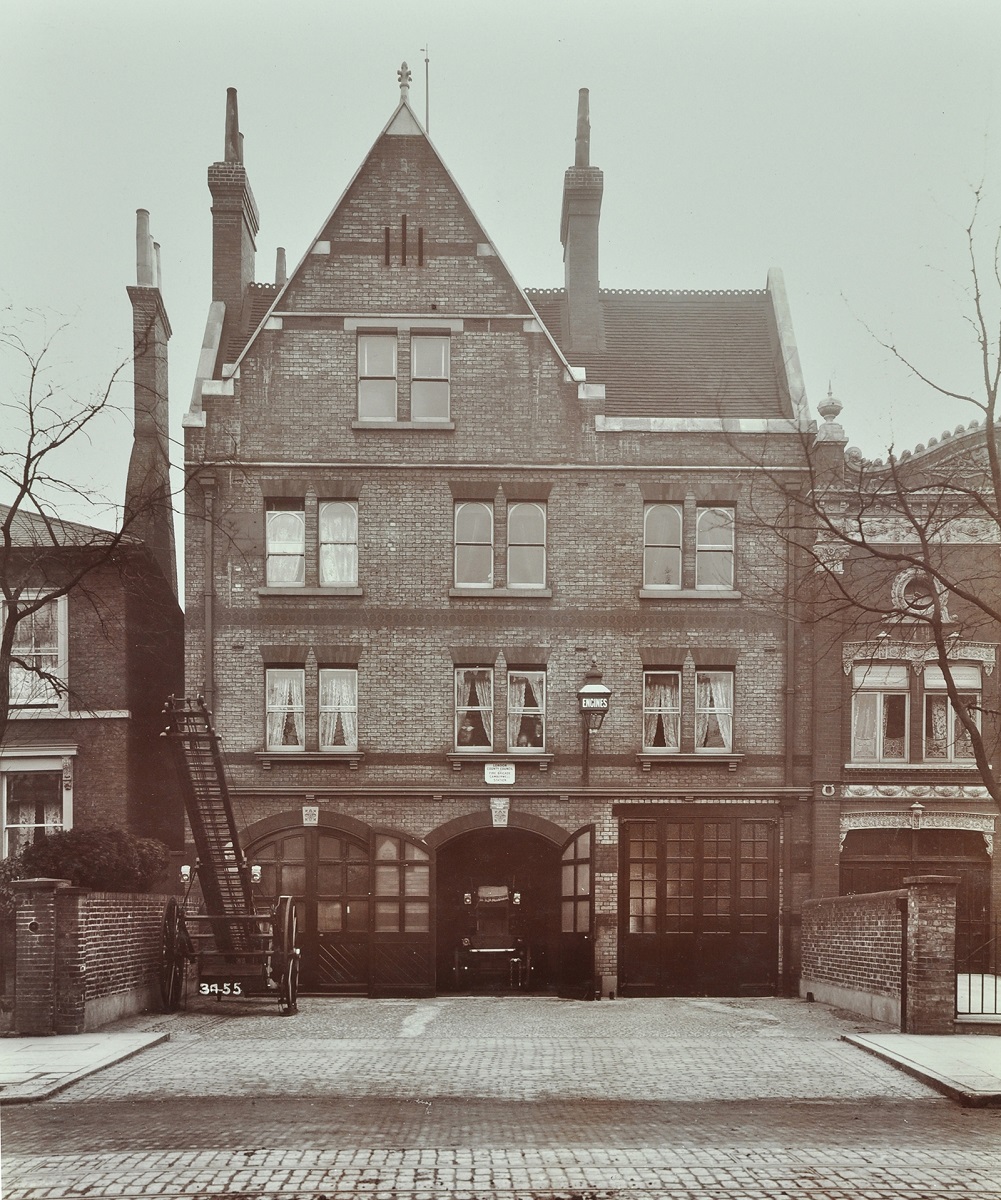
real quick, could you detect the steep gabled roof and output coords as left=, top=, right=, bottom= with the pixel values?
left=527, top=287, right=795, bottom=420
left=0, top=503, right=130, bottom=550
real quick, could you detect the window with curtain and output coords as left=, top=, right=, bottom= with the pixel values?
left=319, top=668, right=358, bottom=751
left=454, top=502, right=493, bottom=587
left=358, top=333, right=397, bottom=420
left=508, top=670, right=545, bottom=749
left=695, top=670, right=734, bottom=751
left=319, top=501, right=358, bottom=586
left=643, top=504, right=682, bottom=588
left=265, top=503, right=305, bottom=586
left=411, top=335, right=450, bottom=421
left=455, top=667, right=493, bottom=748
left=266, top=668, right=305, bottom=750
left=695, top=507, right=734, bottom=589
left=643, top=671, right=681, bottom=751
left=3, top=770, right=65, bottom=856
left=851, top=664, right=908, bottom=761
left=924, top=664, right=979, bottom=762
left=507, top=502, right=546, bottom=588
left=8, top=597, right=64, bottom=708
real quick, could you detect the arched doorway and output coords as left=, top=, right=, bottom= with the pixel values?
left=434, top=826, right=561, bottom=992
left=244, top=814, right=433, bottom=996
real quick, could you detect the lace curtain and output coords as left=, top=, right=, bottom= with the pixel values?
left=644, top=675, right=680, bottom=749
left=319, top=670, right=358, bottom=750
left=319, top=503, right=358, bottom=585
left=267, top=670, right=305, bottom=748
left=696, top=672, right=733, bottom=749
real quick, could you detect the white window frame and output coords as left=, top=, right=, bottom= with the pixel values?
left=5, top=593, right=69, bottom=716
left=507, top=670, right=546, bottom=751
left=454, top=667, right=493, bottom=750
left=507, top=502, right=547, bottom=589
left=851, top=664, right=909, bottom=763
left=643, top=504, right=683, bottom=590
left=642, top=670, right=681, bottom=752
left=695, top=669, right=734, bottom=752
left=695, top=507, right=735, bottom=590
left=265, top=503, right=305, bottom=587
left=410, top=334, right=450, bottom=421
left=358, top=333, right=398, bottom=421
left=319, top=500, right=359, bottom=587
left=923, top=665, right=980, bottom=763
left=319, top=668, right=359, bottom=752
left=265, top=667, right=306, bottom=752
left=454, top=501, right=494, bottom=588
left=1, top=749, right=74, bottom=858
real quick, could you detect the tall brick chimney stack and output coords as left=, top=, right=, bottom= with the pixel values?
left=126, top=209, right=177, bottom=597
left=560, top=88, right=604, bottom=354
left=208, top=87, right=259, bottom=338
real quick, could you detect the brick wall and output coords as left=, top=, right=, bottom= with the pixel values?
left=800, top=875, right=959, bottom=1032
left=13, top=879, right=169, bottom=1033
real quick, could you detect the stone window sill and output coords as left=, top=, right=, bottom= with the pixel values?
left=446, top=751, right=554, bottom=772
left=449, top=587, right=553, bottom=599
left=637, top=752, right=743, bottom=772
left=844, top=761, right=984, bottom=771
left=639, top=588, right=742, bottom=601
left=256, top=751, right=364, bottom=770
left=351, top=420, right=455, bottom=431
left=258, top=586, right=364, bottom=597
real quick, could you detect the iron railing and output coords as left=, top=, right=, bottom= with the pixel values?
left=956, top=918, right=1000, bottom=1018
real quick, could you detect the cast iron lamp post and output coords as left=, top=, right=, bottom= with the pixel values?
left=577, top=662, right=611, bottom=786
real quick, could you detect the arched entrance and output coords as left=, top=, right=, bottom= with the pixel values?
left=431, top=815, right=595, bottom=997
left=244, top=812, right=433, bottom=996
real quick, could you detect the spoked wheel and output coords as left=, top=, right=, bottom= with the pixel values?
left=159, top=896, right=185, bottom=1011
left=272, top=896, right=299, bottom=1014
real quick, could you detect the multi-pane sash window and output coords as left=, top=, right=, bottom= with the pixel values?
left=643, top=671, right=681, bottom=751
left=455, top=667, right=493, bottom=748
left=507, top=502, right=546, bottom=588
left=852, top=664, right=908, bottom=762
left=319, top=501, right=358, bottom=586
left=319, top=668, right=358, bottom=751
left=644, top=504, right=682, bottom=589
left=924, top=665, right=979, bottom=762
left=266, top=668, right=305, bottom=751
left=508, top=670, right=546, bottom=750
left=266, top=503, right=305, bottom=586
left=411, top=335, right=450, bottom=421
left=3, top=770, right=65, bottom=856
left=696, top=508, right=734, bottom=589
left=357, top=334, right=397, bottom=420
left=454, top=502, right=493, bottom=587
left=695, top=670, right=734, bottom=751
left=9, top=599, right=63, bottom=708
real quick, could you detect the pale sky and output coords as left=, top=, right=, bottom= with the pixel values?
left=2, top=0, right=1001, bottom=531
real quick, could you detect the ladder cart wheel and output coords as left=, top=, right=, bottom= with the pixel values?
left=159, top=896, right=185, bottom=1011
left=273, top=896, right=299, bottom=1014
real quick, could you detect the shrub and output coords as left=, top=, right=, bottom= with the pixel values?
left=0, top=851, right=26, bottom=920
left=20, top=827, right=170, bottom=893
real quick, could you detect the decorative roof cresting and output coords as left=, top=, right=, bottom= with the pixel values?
left=398, top=61, right=411, bottom=100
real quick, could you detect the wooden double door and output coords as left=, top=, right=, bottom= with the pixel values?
left=618, top=812, right=780, bottom=996
left=247, top=825, right=434, bottom=996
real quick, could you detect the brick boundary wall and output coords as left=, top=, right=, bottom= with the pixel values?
left=799, top=875, right=959, bottom=1034
left=13, top=879, right=169, bottom=1034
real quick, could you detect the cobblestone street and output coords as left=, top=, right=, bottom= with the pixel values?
left=4, top=996, right=1001, bottom=1198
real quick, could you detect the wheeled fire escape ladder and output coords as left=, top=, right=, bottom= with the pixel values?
left=163, top=697, right=257, bottom=952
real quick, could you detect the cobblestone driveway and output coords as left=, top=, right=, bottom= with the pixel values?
left=5, top=995, right=1001, bottom=1198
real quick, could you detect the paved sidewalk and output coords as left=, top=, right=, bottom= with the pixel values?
left=0, top=1031, right=167, bottom=1103
left=846, top=1032, right=1001, bottom=1106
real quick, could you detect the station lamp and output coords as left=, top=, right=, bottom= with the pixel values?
left=576, top=662, right=612, bottom=785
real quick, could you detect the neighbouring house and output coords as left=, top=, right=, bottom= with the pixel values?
left=1, top=211, right=184, bottom=856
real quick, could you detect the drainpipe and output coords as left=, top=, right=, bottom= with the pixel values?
left=201, top=477, right=216, bottom=712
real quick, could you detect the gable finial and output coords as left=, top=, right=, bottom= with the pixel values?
left=398, top=61, right=411, bottom=101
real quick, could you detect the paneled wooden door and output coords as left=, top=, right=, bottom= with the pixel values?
left=619, top=813, right=779, bottom=996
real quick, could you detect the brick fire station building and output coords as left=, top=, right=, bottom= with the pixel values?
left=182, top=69, right=996, bottom=999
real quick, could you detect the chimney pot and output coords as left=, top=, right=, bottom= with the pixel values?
left=225, top=88, right=240, bottom=162
left=275, top=247, right=287, bottom=286
left=575, top=88, right=590, bottom=167
left=136, top=209, right=155, bottom=287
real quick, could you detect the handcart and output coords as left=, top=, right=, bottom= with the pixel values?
left=159, top=697, right=299, bottom=1014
